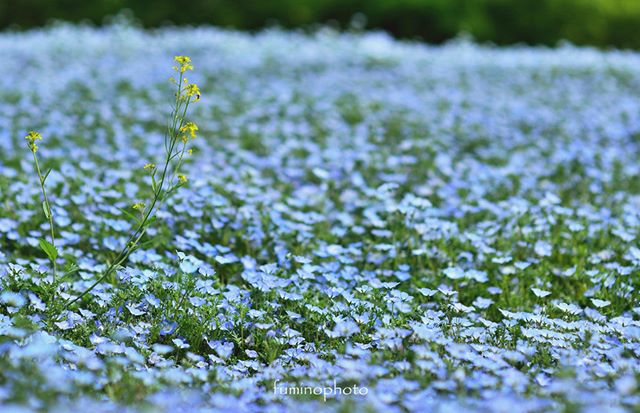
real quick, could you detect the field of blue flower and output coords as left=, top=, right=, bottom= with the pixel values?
left=2, top=23, right=640, bottom=413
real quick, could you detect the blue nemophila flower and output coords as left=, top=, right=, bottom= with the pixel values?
left=145, top=295, right=161, bottom=308
left=0, top=291, right=26, bottom=309
left=443, top=267, right=466, bottom=281
left=514, top=261, right=532, bottom=270
left=178, top=254, right=200, bottom=274
left=126, top=303, right=146, bottom=316
left=591, top=299, right=611, bottom=308
left=0, top=218, right=18, bottom=233
left=531, top=287, right=552, bottom=298
left=54, top=312, right=84, bottom=330
left=2, top=24, right=640, bottom=413
left=417, top=288, right=438, bottom=297
left=555, top=302, right=582, bottom=315
left=207, top=340, right=234, bottom=360
left=172, top=338, right=190, bottom=349
left=534, top=241, right=552, bottom=257
left=326, top=319, right=360, bottom=338
left=159, top=320, right=178, bottom=336
left=473, top=297, right=493, bottom=309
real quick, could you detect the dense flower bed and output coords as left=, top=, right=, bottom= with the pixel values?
left=1, top=23, right=640, bottom=412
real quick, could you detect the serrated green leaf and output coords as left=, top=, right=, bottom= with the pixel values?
left=38, top=238, right=58, bottom=262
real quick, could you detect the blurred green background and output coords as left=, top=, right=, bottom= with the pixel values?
left=2, top=0, right=639, bottom=49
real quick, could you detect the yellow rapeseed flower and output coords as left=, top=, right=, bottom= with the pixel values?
left=179, top=122, right=198, bottom=140
left=25, top=131, right=43, bottom=152
left=185, top=83, right=200, bottom=102
left=144, top=163, right=156, bottom=171
left=25, top=131, right=42, bottom=141
left=173, top=56, right=193, bottom=73
left=132, top=202, right=145, bottom=210
left=178, top=174, right=188, bottom=184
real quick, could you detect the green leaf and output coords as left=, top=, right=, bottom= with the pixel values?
left=12, top=315, right=37, bottom=332
left=42, top=168, right=53, bottom=182
left=42, top=201, right=51, bottom=219
left=63, top=262, right=79, bottom=276
left=39, top=238, right=58, bottom=263
left=59, top=263, right=79, bottom=282
left=138, top=237, right=158, bottom=249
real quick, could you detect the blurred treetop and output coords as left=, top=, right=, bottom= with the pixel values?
left=2, top=0, right=639, bottom=49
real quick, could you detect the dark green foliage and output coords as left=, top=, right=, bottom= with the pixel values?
left=2, top=0, right=640, bottom=49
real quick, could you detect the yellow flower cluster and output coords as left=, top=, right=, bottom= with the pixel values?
left=144, top=163, right=156, bottom=171
left=168, top=56, right=200, bottom=186
left=25, top=131, right=43, bottom=152
left=132, top=202, right=145, bottom=210
left=171, top=56, right=201, bottom=103
left=179, top=122, right=198, bottom=143
left=185, top=83, right=200, bottom=102
left=173, top=56, right=193, bottom=73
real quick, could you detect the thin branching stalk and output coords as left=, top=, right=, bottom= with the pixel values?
left=25, top=131, right=58, bottom=283
left=55, top=56, right=200, bottom=311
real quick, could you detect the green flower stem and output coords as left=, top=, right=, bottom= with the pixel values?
left=32, top=150, right=57, bottom=282
left=63, top=71, right=193, bottom=311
